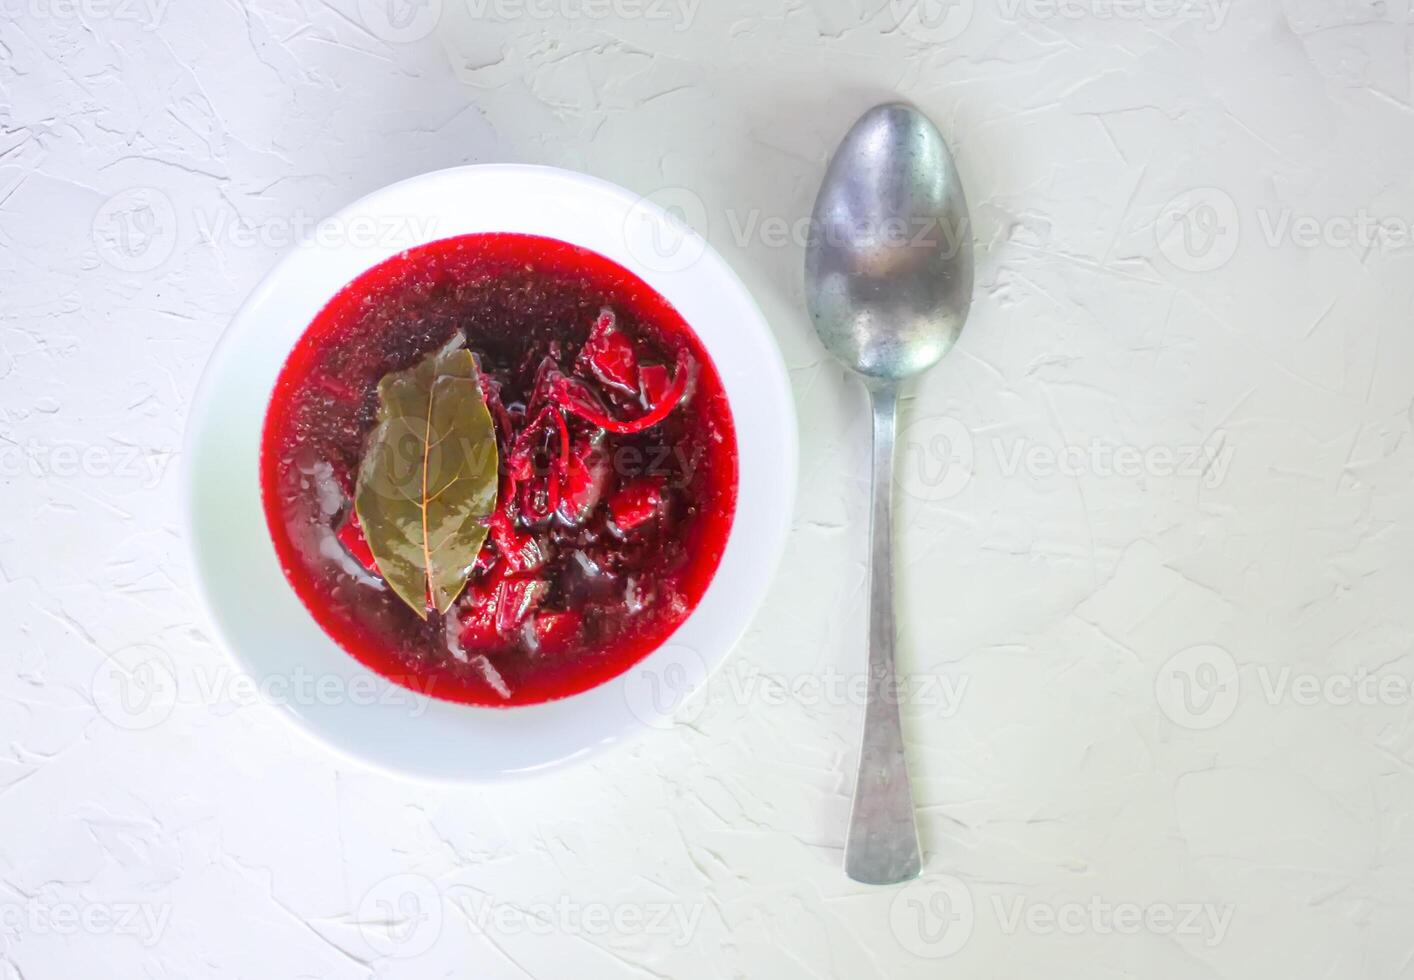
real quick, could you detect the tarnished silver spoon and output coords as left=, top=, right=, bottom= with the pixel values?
left=805, top=102, right=974, bottom=885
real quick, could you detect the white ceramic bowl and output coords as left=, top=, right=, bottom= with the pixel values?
left=184, top=165, right=797, bottom=780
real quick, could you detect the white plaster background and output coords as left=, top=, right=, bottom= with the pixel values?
left=4, top=0, right=1414, bottom=976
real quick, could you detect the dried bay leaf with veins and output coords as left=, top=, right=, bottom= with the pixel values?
left=354, top=335, right=499, bottom=618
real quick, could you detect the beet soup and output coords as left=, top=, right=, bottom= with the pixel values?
left=260, top=233, right=738, bottom=706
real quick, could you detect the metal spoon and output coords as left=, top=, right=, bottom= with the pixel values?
left=805, top=102, right=974, bottom=885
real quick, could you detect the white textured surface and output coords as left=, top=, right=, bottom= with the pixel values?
left=4, top=1, right=1414, bottom=977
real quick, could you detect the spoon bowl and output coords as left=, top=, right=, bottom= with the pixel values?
left=806, top=102, right=973, bottom=382
left=805, top=103, right=974, bottom=885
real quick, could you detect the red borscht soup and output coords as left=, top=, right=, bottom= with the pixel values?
left=260, top=233, right=738, bottom=706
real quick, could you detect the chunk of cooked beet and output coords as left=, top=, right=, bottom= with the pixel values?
left=458, top=571, right=504, bottom=651
left=495, top=577, right=548, bottom=634
left=577, top=308, right=639, bottom=395
left=335, top=511, right=379, bottom=574
left=607, top=476, right=668, bottom=537
left=638, top=363, right=672, bottom=409
left=490, top=505, right=548, bottom=574
left=552, top=348, right=693, bottom=434
left=526, top=609, right=583, bottom=655
left=555, top=433, right=614, bottom=528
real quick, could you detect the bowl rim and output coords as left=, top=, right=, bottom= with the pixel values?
left=181, top=163, right=798, bottom=781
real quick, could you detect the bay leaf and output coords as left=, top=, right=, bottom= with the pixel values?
left=354, top=335, right=500, bottom=618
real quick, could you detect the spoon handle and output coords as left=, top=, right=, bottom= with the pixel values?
left=845, top=383, right=923, bottom=886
